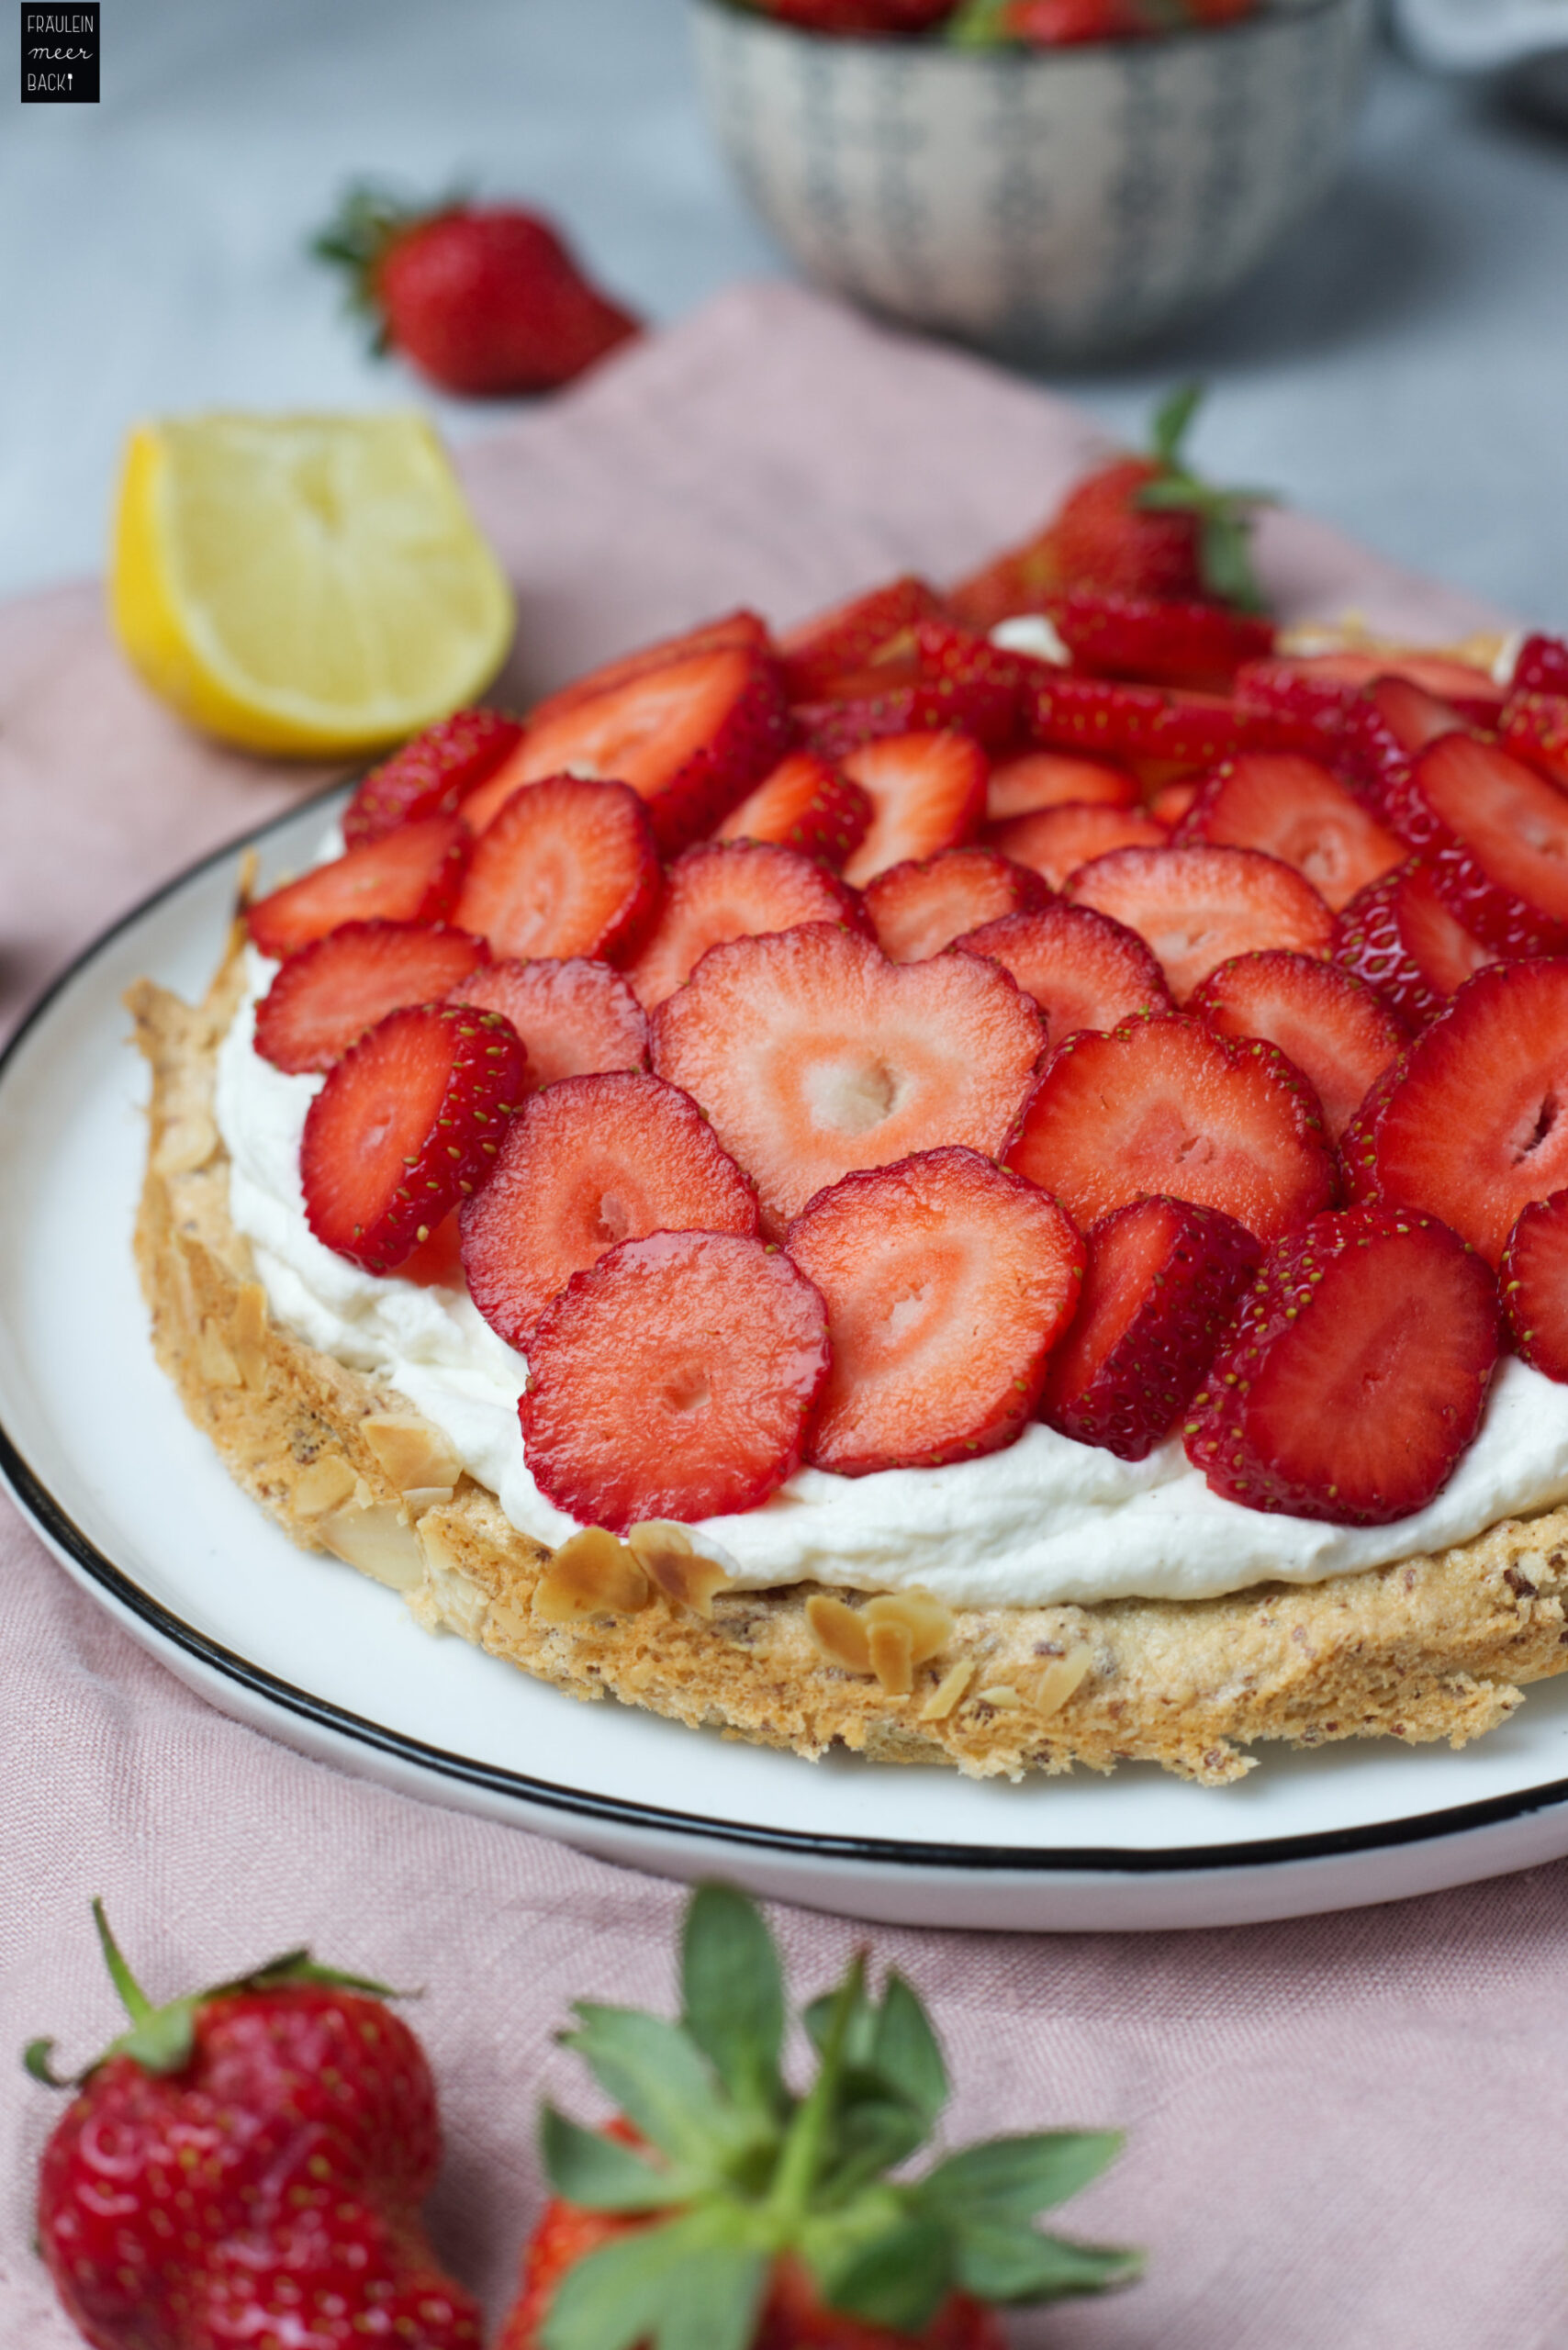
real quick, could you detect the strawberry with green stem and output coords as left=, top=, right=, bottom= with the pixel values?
left=502, top=1882, right=1138, bottom=2350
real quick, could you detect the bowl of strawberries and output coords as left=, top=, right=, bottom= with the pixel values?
left=690, top=0, right=1374, bottom=359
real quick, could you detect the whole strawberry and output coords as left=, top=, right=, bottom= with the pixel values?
left=949, top=0, right=1256, bottom=44
left=751, top=0, right=958, bottom=32
left=315, top=185, right=641, bottom=396
left=29, top=1902, right=480, bottom=2350
left=500, top=1883, right=1139, bottom=2349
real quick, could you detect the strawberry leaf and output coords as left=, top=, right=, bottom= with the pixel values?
left=952, top=2223, right=1144, bottom=2303
left=541, top=2107, right=681, bottom=2212
left=680, top=1883, right=785, bottom=2121
left=813, top=2095, right=929, bottom=2206
left=560, top=2005, right=755, bottom=2175
left=807, top=2208, right=954, bottom=2334
left=539, top=2208, right=767, bottom=2350
left=916, top=2129, right=1123, bottom=2223
left=868, top=1970, right=947, bottom=2126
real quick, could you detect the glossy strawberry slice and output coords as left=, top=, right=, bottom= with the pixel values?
left=451, top=957, right=648, bottom=1086
left=522, top=610, right=771, bottom=733
left=1501, top=1192, right=1568, bottom=1382
left=1515, top=634, right=1568, bottom=698
left=993, top=803, right=1166, bottom=893
left=461, top=1070, right=759, bottom=1348
left=651, top=923, right=1044, bottom=1235
left=1412, top=734, right=1568, bottom=954
left=1069, top=843, right=1336, bottom=1003
left=1189, top=949, right=1407, bottom=1139
left=1342, top=958, right=1568, bottom=1262
left=957, top=901, right=1172, bottom=1051
left=301, top=1003, right=526, bottom=1273
left=625, top=840, right=865, bottom=1011
left=1148, top=778, right=1201, bottom=828
left=1039, top=1195, right=1260, bottom=1461
left=839, top=730, right=988, bottom=888
left=1183, top=1205, right=1500, bottom=1524
left=1007, top=1014, right=1335, bottom=1244
left=1173, top=751, right=1405, bottom=912
left=463, top=645, right=792, bottom=851
left=254, top=920, right=488, bottom=1074
left=342, top=709, right=523, bottom=848
left=986, top=748, right=1137, bottom=822
left=246, top=818, right=468, bottom=961
left=454, top=776, right=660, bottom=965
left=1050, top=588, right=1272, bottom=693
left=1236, top=651, right=1504, bottom=734
left=778, top=575, right=946, bottom=701
left=785, top=1147, right=1084, bottom=1474
left=520, top=1231, right=829, bottom=1531
left=1498, top=691, right=1568, bottom=789
left=864, top=846, right=1045, bottom=963
left=796, top=622, right=1023, bottom=760
left=1029, top=676, right=1307, bottom=767
left=1341, top=676, right=1468, bottom=838
left=1333, top=856, right=1496, bottom=1028
left=712, top=748, right=872, bottom=867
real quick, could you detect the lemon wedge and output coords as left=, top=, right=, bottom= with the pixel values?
left=110, top=412, right=515, bottom=757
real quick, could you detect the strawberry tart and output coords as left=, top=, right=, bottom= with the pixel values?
left=129, top=473, right=1568, bottom=1785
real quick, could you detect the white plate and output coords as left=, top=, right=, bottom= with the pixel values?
left=8, top=793, right=1568, bottom=1933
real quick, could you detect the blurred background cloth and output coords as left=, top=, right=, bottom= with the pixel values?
left=1394, top=0, right=1568, bottom=70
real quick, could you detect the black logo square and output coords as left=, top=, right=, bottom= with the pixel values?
left=20, top=4, right=99, bottom=101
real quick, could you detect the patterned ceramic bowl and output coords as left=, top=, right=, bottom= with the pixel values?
left=689, top=0, right=1376, bottom=360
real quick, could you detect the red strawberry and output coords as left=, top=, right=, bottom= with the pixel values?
left=1183, top=1204, right=1500, bottom=1524
left=1235, top=651, right=1505, bottom=735
left=625, top=839, right=866, bottom=1010
left=778, top=575, right=946, bottom=701
left=1515, top=634, right=1568, bottom=697
left=301, top=1002, right=526, bottom=1273
left=1333, top=855, right=1497, bottom=1028
left=521, top=1230, right=829, bottom=1529
left=1039, top=1195, right=1260, bottom=1460
left=864, top=845, right=1046, bottom=962
left=525, top=610, right=772, bottom=734
left=838, top=730, right=989, bottom=886
left=31, top=1903, right=480, bottom=2350
left=454, top=775, right=662, bottom=965
left=715, top=748, right=874, bottom=866
left=1049, top=588, right=1272, bottom=692
left=341, top=708, right=523, bottom=848
left=1410, top=733, right=1568, bottom=955
left=651, top=923, right=1045, bottom=1234
left=795, top=622, right=1025, bottom=761
left=1148, top=778, right=1201, bottom=827
left=1500, top=1192, right=1568, bottom=1382
left=1498, top=690, right=1568, bottom=790
left=314, top=186, right=639, bottom=395
left=1188, top=949, right=1407, bottom=1139
left=401, top=1210, right=468, bottom=1289
left=1173, top=751, right=1405, bottom=912
left=785, top=1147, right=1083, bottom=1474
left=1007, top=1014, right=1335, bottom=1244
left=245, top=817, right=467, bottom=961
left=1069, top=842, right=1336, bottom=1003
left=985, top=0, right=1258, bottom=40
left=992, top=802, right=1167, bottom=892
left=752, top=0, right=958, bottom=30
left=957, top=901, right=1172, bottom=1050
left=1339, top=675, right=1467, bottom=836
left=1030, top=673, right=1306, bottom=767
left=253, top=919, right=488, bottom=1074
left=986, top=748, right=1137, bottom=822
left=1340, top=959, right=1568, bottom=1264
left=452, top=956, right=648, bottom=1086
left=464, top=645, right=793, bottom=852
left=461, top=1070, right=759, bottom=1349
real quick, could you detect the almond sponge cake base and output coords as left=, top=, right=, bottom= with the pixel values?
left=129, top=932, right=1568, bottom=1789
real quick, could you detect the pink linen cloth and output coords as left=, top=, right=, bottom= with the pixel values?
left=1, top=283, right=1557, bottom=2350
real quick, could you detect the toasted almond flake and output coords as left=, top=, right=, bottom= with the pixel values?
left=863, top=1589, right=955, bottom=1667
left=319, top=1502, right=424, bottom=1591
left=532, top=1527, right=650, bottom=1623
left=626, top=1521, right=732, bottom=1617
left=977, top=1684, right=1023, bottom=1709
left=868, top=1619, right=914, bottom=1696
left=197, top=1321, right=241, bottom=1388
left=360, top=1413, right=464, bottom=1494
left=805, top=1594, right=871, bottom=1674
left=919, top=1660, right=975, bottom=1723
left=292, top=1453, right=357, bottom=1518
left=1028, top=1644, right=1092, bottom=1718
left=155, top=1111, right=218, bottom=1177
left=232, top=1281, right=269, bottom=1348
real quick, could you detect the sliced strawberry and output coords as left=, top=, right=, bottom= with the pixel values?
left=253, top=920, right=488, bottom=1075
left=1343, top=959, right=1568, bottom=1262
left=1149, top=778, right=1201, bottom=828
left=399, top=1207, right=467, bottom=1289
left=1183, top=1204, right=1500, bottom=1524
left=796, top=622, right=1024, bottom=760
left=1341, top=676, right=1468, bottom=839
left=1501, top=1192, right=1568, bottom=1382
left=986, top=749, right=1136, bottom=822
left=1338, top=1056, right=1408, bottom=1208
left=784, top=1147, right=1083, bottom=1475
left=522, top=610, right=772, bottom=734
left=460, top=1070, right=759, bottom=1349
left=1006, top=1014, right=1335, bottom=1245
left=245, top=818, right=467, bottom=962
left=1515, top=634, right=1568, bottom=698
left=992, top=803, right=1167, bottom=894
left=625, top=841, right=865, bottom=1011
left=650, top=923, right=1044, bottom=1235
left=864, top=846, right=1045, bottom=964
left=957, top=901, right=1172, bottom=1051
left=1236, top=651, right=1504, bottom=734
left=1334, top=856, right=1497, bottom=1028
left=341, top=709, right=523, bottom=848
left=300, top=1002, right=527, bottom=1274
left=1039, top=1195, right=1260, bottom=1461
left=712, top=749, right=871, bottom=867
left=454, top=776, right=661, bottom=966
left=520, top=1231, right=829, bottom=1531
left=778, top=576, right=946, bottom=701
left=462, top=645, right=792, bottom=851
left=1030, top=675, right=1310, bottom=767
left=1498, top=691, right=1568, bottom=790
left=1411, top=734, right=1568, bottom=955
left=1173, top=752, right=1405, bottom=912
left=839, top=730, right=988, bottom=888
left=1050, top=589, right=1272, bottom=693
left=1069, top=843, right=1336, bottom=1003
left=1189, top=949, right=1407, bottom=1139
left=451, top=957, right=648, bottom=1086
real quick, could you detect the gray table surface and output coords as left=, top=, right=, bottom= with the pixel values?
left=6, top=0, right=1567, bottom=629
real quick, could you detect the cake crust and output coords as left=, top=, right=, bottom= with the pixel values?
left=129, top=932, right=1568, bottom=1788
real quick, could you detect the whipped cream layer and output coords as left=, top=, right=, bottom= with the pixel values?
left=215, top=949, right=1568, bottom=1609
